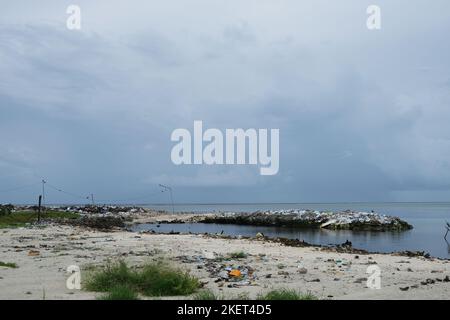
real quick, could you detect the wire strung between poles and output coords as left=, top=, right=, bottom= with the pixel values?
left=94, top=190, right=163, bottom=204
left=45, top=183, right=90, bottom=201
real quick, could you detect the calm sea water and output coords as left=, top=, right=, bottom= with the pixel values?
left=137, top=203, right=450, bottom=259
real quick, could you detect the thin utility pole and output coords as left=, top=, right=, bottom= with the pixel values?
left=159, top=184, right=175, bottom=214
left=37, top=195, right=42, bottom=223
left=41, top=179, right=46, bottom=207
left=91, top=194, right=95, bottom=205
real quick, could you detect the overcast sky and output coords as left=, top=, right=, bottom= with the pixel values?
left=1, top=1, right=450, bottom=204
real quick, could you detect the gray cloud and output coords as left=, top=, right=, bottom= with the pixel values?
left=1, top=1, right=450, bottom=204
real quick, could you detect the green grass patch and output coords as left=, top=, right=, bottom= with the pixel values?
left=257, top=289, right=317, bottom=300
left=0, top=210, right=80, bottom=229
left=99, top=285, right=140, bottom=300
left=228, top=251, right=248, bottom=259
left=192, top=290, right=250, bottom=300
left=192, top=289, right=222, bottom=300
left=234, top=292, right=251, bottom=300
left=85, top=260, right=200, bottom=297
left=0, top=261, right=18, bottom=268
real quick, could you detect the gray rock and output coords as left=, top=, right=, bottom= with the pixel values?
left=297, top=267, right=308, bottom=274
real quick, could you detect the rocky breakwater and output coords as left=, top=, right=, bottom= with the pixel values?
left=202, top=209, right=413, bottom=231
left=46, top=205, right=149, bottom=230
left=59, top=205, right=148, bottom=216
left=60, top=205, right=151, bottom=230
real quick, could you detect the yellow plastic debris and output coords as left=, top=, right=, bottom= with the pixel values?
left=229, top=269, right=241, bottom=277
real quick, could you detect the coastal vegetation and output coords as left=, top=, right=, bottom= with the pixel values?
left=0, top=204, right=14, bottom=216
left=228, top=251, right=248, bottom=259
left=99, top=285, right=140, bottom=300
left=0, top=205, right=414, bottom=232
left=0, top=261, right=18, bottom=268
left=192, top=290, right=251, bottom=300
left=257, top=289, right=317, bottom=300
left=192, top=289, right=223, bottom=300
left=0, top=210, right=79, bottom=229
left=193, top=288, right=317, bottom=300
left=85, top=260, right=200, bottom=298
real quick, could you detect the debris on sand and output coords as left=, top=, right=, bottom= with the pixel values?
left=12, top=205, right=147, bottom=217
left=216, top=265, right=256, bottom=287
left=8, top=205, right=146, bottom=230
left=27, top=250, right=40, bottom=256
left=58, top=205, right=147, bottom=216
left=392, top=251, right=431, bottom=259
left=176, top=253, right=257, bottom=288
left=64, top=216, right=126, bottom=230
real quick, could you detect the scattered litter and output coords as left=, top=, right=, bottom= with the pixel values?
left=297, top=267, right=308, bottom=274
left=203, top=251, right=216, bottom=260
left=354, top=277, right=367, bottom=284
left=27, top=250, right=40, bottom=256
left=431, top=270, right=443, bottom=273
left=227, top=280, right=251, bottom=288
left=421, top=279, right=435, bottom=285
left=399, top=287, right=409, bottom=291
left=66, top=216, right=125, bottom=230
left=229, top=269, right=241, bottom=277
left=335, top=258, right=351, bottom=269
left=212, top=264, right=256, bottom=286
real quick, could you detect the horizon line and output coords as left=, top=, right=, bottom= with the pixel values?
left=7, top=201, right=450, bottom=206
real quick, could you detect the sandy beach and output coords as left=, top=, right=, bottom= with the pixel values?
left=0, top=215, right=449, bottom=300
left=3, top=0, right=450, bottom=306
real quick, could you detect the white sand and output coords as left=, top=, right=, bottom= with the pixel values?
left=0, top=224, right=449, bottom=300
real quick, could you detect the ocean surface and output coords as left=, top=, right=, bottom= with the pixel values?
left=136, top=202, right=450, bottom=259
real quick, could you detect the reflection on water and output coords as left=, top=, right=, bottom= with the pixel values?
left=139, top=203, right=450, bottom=259
left=132, top=222, right=450, bottom=259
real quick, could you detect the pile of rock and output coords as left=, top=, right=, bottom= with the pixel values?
left=57, top=205, right=148, bottom=217
left=65, top=216, right=127, bottom=230
left=202, top=209, right=413, bottom=231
